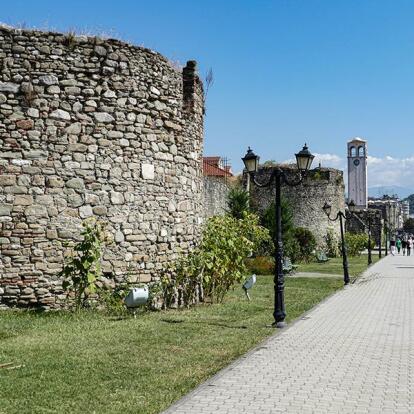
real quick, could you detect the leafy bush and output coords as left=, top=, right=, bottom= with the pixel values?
left=59, top=219, right=110, bottom=310
left=260, top=197, right=294, bottom=257
left=201, top=213, right=271, bottom=303
left=245, top=256, right=274, bottom=275
left=344, top=232, right=368, bottom=256
left=325, top=227, right=341, bottom=258
left=164, top=212, right=271, bottom=305
left=227, top=186, right=250, bottom=219
left=292, top=227, right=316, bottom=262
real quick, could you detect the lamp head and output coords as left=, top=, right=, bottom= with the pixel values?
left=323, top=202, right=332, bottom=217
left=348, top=200, right=356, bottom=213
left=295, top=143, right=315, bottom=173
left=242, top=147, right=259, bottom=173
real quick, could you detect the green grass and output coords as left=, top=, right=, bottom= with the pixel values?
left=0, top=277, right=342, bottom=414
left=297, top=255, right=380, bottom=278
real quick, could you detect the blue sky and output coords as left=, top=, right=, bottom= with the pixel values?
left=2, top=0, right=414, bottom=188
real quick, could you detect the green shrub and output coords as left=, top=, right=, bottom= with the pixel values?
left=344, top=232, right=368, bottom=256
left=292, top=227, right=317, bottom=262
left=200, top=213, right=271, bottom=303
left=59, top=219, right=111, bottom=311
left=245, top=256, right=274, bottom=275
left=227, top=186, right=250, bottom=219
left=325, top=227, right=341, bottom=258
left=164, top=212, right=272, bottom=305
left=260, top=197, right=294, bottom=257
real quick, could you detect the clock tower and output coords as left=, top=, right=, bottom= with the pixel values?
left=347, top=137, right=368, bottom=209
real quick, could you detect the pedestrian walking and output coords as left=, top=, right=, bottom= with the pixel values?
left=408, top=238, right=412, bottom=256
left=402, top=239, right=407, bottom=256
left=390, top=238, right=396, bottom=256
left=397, top=238, right=402, bottom=254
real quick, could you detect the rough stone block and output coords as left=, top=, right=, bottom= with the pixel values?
left=0, top=82, right=19, bottom=93
left=79, top=205, right=93, bottom=218
left=94, top=112, right=115, bottom=123
left=141, top=163, right=155, bottom=180
left=14, top=195, right=33, bottom=206
left=0, top=175, right=16, bottom=186
left=39, top=75, right=59, bottom=85
left=50, top=109, right=71, bottom=121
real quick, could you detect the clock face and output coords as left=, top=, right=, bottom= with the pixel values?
left=353, top=159, right=360, bottom=166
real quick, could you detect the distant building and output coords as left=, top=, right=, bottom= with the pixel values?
left=203, top=156, right=233, bottom=178
left=347, top=137, right=368, bottom=209
left=368, top=196, right=404, bottom=234
left=203, top=156, right=233, bottom=219
left=402, top=200, right=410, bottom=222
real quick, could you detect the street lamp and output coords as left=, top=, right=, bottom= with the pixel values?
left=365, top=214, right=374, bottom=265
left=322, top=201, right=354, bottom=285
left=242, top=143, right=314, bottom=328
left=384, top=218, right=388, bottom=256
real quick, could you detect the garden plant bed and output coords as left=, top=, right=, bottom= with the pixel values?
left=0, top=277, right=342, bottom=414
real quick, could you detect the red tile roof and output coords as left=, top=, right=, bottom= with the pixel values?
left=203, top=157, right=233, bottom=177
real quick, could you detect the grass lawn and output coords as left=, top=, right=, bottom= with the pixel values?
left=297, top=255, right=380, bottom=279
left=0, top=276, right=342, bottom=414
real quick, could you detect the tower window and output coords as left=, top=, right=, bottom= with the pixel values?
left=350, top=146, right=356, bottom=157
left=358, top=146, right=365, bottom=157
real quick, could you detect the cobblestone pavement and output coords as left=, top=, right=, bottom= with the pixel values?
left=163, top=255, right=414, bottom=413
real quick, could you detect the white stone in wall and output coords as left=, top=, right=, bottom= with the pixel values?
left=150, top=86, right=160, bottom=95
left=39, top=75, right=58, bottom=85
left=110, top=191, right=124, bottom=204
left=65, top=122, right=82, bottom=134
left=168, top=201, right=176, bottom=212
left=27, top=108, right=39, bottom=118
left=79, top=205, right=93, bottom=218
left=0, top=82, right=19, bottom=93
left=141, top=164, right=155, bottom=180
left=50, top=109, right=71, bottom=121
left=94, top=112, right=115, bottom=123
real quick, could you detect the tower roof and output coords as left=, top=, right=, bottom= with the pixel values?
left=348, top=137, right=367, bottom=144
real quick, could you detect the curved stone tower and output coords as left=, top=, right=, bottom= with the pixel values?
left=247, top=166, right=345, bottom=247
left=0, top=26, right=204, bottom=308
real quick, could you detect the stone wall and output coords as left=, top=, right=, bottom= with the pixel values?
left=246, top=166, right=345, bottom=247
left=203, top=177, right=230, bottom=218
left=0, top=26, right=204, bottom=309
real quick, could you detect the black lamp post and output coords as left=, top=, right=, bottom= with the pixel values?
left=242, top=144, right=314, bottom=328
left=384, top=219, right=388, bottom=256
left=366, top=215, right=372, bottom=265
left=378, top=214, right=382, bottom=259
left=322, top=201, right=355, bottom=285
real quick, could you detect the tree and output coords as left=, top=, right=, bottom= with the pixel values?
left=403, top=218, right=414, bottom=234
left=227, top=186, right=250, bottom=219
left=260, top=197, right=295, bottom=257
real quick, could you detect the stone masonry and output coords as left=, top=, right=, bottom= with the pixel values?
left=247, top=165, right=345, bottom=247
left=203, top=176, right=230, bottom=218
left=0, top=26, right=204, bottom=308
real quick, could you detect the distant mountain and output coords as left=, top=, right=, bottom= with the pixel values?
left=368, top=186, right=414, bottom=200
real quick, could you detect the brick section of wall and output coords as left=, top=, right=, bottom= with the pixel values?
left=0, top=26, right=204, bottom=309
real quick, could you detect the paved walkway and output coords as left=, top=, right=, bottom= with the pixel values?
left=163, top=254, right=414, bottom=413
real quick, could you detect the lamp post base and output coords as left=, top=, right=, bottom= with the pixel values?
left=272, top=321, right=287, bottom=329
